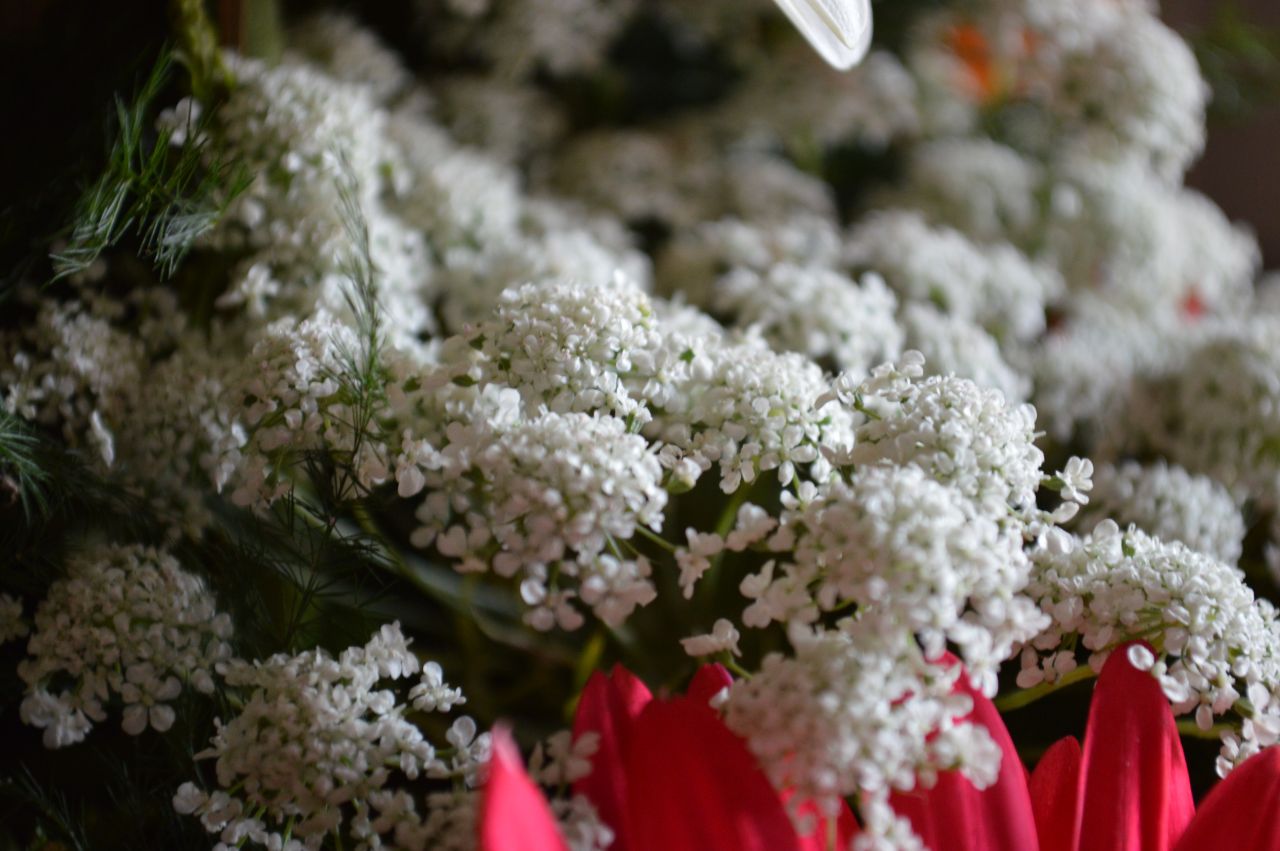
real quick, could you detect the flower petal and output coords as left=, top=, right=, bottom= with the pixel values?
left=1173, top=747, right=1280, bottom=851
left=772, top=0, right=873, bottom=70
left=1028, top=737, right=1081, bottom=851
left=891, top=660, right=1039, bottom=851
left=1076, top=643, right=1194, bottom=851
left=571, top=665, right=653, bottom=851
left=625, top=696, right=802, bottom=851
left=687, top=663, right=733, bottom=707
left=478, top=727, right=568, bottom=851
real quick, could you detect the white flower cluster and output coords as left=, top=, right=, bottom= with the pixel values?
left=396, top=399, right=666, bottom=630
left=0, top=593, right=27, bottom=644
left=1022, top=523, right=1280, bottom=775
left=832, top=353, right=1049, bottom=522
left=1043, top=156, right=1259, bottom=315
left=216, top=310, right=389, bottom=507
left=176, top=624, right=482, bottom=851
left=1137, top=317, right=1280, bottom=498
left=744, top=464, right=1047, bottom=690
left=697, top=264, right=902, bottom=378
left=18, top=545, right=232, bottom=748
left=288, top=13, right=412, bottom=103
left=424, top=0, right=637, bottom=80
left=1, top=293, right=146, bottom=469
left=193, top=56, right=434, bottom=348
left=453, top=278, right=670, bottom=426
left=900, top=303, right=1028, bottom=404
left=723, top=627, right=1001, bottom=838
left=1080, top=461, right=1245, bottom=566
left=910, top=0, right=1207, bottom=178
left=653, top=335, right=854, bottom=494
left=885, top=138, right=1045, bottom=245
left=844, top=210, right=1058, bottom=343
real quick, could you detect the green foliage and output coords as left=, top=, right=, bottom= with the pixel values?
left=49, top=52, right=249, bottom=283
left=1193, top=2, right=1280, bottom=124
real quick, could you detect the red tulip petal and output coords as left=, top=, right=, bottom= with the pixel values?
left=571, top=666, right=653, bottom=851
left=891, top=662, right=1039, bottom=851
left=1173, top=747, right=1280, bottom=851
left=792, top=794, right=860, bottom=850
left=625, top=696, right=802, bottom=851
left=479, top=727, right=568, bottom=851
left=1029, top=737, right=1081, bottom=851
left=687, top=663, right=734, bottom=707
left=1077, top=644, right=1194, bottom=851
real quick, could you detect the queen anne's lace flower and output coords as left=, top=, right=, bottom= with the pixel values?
left=830, top=353, right=1046, bottom=522
left=175, top=624, right=477, bottom=851
left=0, top=594, right=27, bottom=644
left=1080, top=461, right=1245, bottom=565
left=747, top=465, right=1047, bottom=690
left=397, top=405, right=666, bottom=630
left=653, top=334, right=855, bottom=493
left=910, top=0, right=1208, bottom=179
left=452, top=277, right=671, bottom=426
left=900, top=303, right=1029, bottom=404
left=844, top=210, right=1057, bottom=343
left=680, top=619, right=743, bottom=658
left=1138, top=317, right=1280, bottom=498
left=698, top=264, right=903, bottom=378
left=219, top=310, right=390, bottom=507
left=1022, top=523, right=1280, bottom=775
left=18, top=545, right=232, bottom=748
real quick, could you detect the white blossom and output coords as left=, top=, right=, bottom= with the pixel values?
left=17, top=545, right=232, bottom=748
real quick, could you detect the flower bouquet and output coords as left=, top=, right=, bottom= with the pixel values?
left=4, top=0, right=1280, bottom=848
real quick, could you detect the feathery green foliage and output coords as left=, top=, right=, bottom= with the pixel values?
left=50, top=52, right=249, bottom=282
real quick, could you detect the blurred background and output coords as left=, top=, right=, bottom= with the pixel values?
left=2, top=0, right=1280, bottom=267
left=1167, top=0, right=1280, bottom=266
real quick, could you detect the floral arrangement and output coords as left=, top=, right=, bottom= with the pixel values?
left=4, top=0, right=1280, bottom=849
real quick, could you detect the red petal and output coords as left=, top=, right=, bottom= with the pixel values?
left=1029, top=737, right=1081, bottom=851
left=891, top=663, right=1039, bottom=851
left=624, top=696, right=802, bottom=851
left=478, top=727, right=568, bottom=851
left=1077, top=644, right=1194, bottom=851
left=1173, top=747, right=1280, bottom=851
left=687, top=663, right=733, bottom=706
left=571, top=665, right=653, bottom=851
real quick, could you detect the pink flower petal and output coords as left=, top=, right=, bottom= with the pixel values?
left=571, top=665, right=653, bottom=851
left=891, top=660, right=1039, bottom=851
left=478, top=727, right=568, bottom=851
left=687, top=663, right=734, bottom=707
left=624, top=696, right=802, bottom=851
left=1173, top=747, right=1280, bottom=851
left=1028, top=737, right=1081, bottom=851
left=1076, top=644, right=1194, bottom=851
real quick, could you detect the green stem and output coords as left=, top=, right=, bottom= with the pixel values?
left=1175, top=719, right=1236, bottom=739
left=994, top=665, right=1097, bottom=712
left=634, top=524, right=677, bottom=553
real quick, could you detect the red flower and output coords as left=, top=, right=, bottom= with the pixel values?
left=890, top=654, right=1039, bottom=851
left=479, top=647, right=1280, bottom=851
left=909, top=643, right=1280, bottom=851
left=478, top=726, right=568, bottom=851
left=479, top=664, right=856, bottom=851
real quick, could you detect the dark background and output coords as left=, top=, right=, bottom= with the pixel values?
left=1, top=0, right=1278, bottom=268
left=1168, top=0, right=1280, bottom=267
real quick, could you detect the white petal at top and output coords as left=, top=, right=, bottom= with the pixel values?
left=773, top=0, right=873, bottom=71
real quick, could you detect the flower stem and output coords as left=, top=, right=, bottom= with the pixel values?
left=994, top=666, right=1097, bottom=712
left=1175, top=719, right=1235, bottom=739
